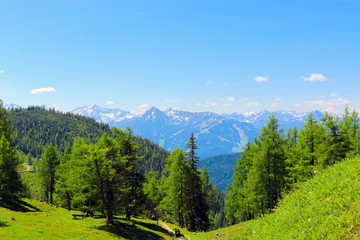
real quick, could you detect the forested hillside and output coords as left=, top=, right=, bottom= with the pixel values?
left=225, top=107, right=360, bottom=225
left=200, top=153, right=241, bottom=191
left=7, top=107, right=169, bottom=173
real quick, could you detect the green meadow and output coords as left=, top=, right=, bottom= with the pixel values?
left=0, top=199, right=175, bottom=240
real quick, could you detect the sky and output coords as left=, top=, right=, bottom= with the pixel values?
left=0, top=0, right=359, bottom=115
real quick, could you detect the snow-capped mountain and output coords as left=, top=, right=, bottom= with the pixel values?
left=4, top=104, right=23, bottom=110
left=223, top=110, right=325, bottom=130
left=69, top=105, right=326, bottom=157
left=70, top=105, right=261, bottom=157
left=71, top=104, right=134, bottom=125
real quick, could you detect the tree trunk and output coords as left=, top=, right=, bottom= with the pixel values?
left=45, top=187, right=49, bottom=203
left=126, top=207, right=131, bottom=221
left=106, top=209, right=114, bottom=225
left=66, top=191, right=71, bottom=211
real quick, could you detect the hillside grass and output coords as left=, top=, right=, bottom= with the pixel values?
left=167, top=156, right=360, bottom=240
left=0, top=199, right=175, bottom=240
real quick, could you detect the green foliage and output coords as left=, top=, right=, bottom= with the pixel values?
left=38, top=144, right=60, bottom=204
left=8, top=107, right=169, bottom=174
left=0, top=135, right=22, bottom=202
left=199, top=152, right=240, bottom=191
left=230, top=156, right=360, bottom=239
left=160, top=133, right=210, bottom=232
left=8, top=106, right=111, bottom=157
left=226, top=108, right=360, bottom=226
left=0, top=100, right=22, bottom=203
left=161, top=148, right=188, bottom=226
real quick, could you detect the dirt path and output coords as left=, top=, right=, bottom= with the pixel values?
left=160, top=222, right=190, bottom=240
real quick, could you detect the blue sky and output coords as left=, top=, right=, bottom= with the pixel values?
left=0, top=0, right=359, bottom=114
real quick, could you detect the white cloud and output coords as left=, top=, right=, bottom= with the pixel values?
left=226, top=96, right=235, bottom=102
left=302, top=73, right=328, bottom=82
left=137, top=104, right=148, bottom=109
left=206, top=81, right=211, bottom=86
left=271, top=102, right=279, bottom=107
left=303, top=98, right=350, bottom=112
left=223, top=103, right=232, bottom=107
left=173, top=99, right=179, bottom=103
left=294, top=103, right=300, bottom=107
left=107, top=101, right=115, bottom=105
left=247, top=101, right=259, bottom=107
left=196, top=101, right=217, bottom=108
left=275, top=97, right=282, bottom=101
left=0, top=70, right=5, bottom=74
left=253, top=76, right=268, bottom=82
left=330, top=93, right=337, bottom=97
left=31, top=87, right=56, bottom=94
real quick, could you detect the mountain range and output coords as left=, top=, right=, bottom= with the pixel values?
left=70, top=105, right=325, bottom=158
left=5, top=103, right=325, bottom=158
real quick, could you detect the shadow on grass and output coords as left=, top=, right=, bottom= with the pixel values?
left=3, top=199, right=41, bottom=212
left=92, top=214, right=122, bottom=220
left=132, top=219, right=171, bottom=235
left=96, top=220, right=166, bottom=240
left=0, top=221, right=9, bottom=227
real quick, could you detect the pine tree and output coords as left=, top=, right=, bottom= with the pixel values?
left=341, top=106, right=360, bottom=157
left=113, top=127, right=144, bottom=221
left=0, top=135, right=22, bottom=203
left=184, top=133, right=209, bottom=231
left=186, top=132, right=199, bottom=171
left=162, top=148, right=188, bottom=227
left=0, top=100, right=12, bottom=143
left=243, top=115, right=286, bottom=214
left=319, top=113, right=350, bottom=166
left=225, top=142, right=256, bottom=223
left=39, top=143, right=60, bottom=204
left=55, top=144, right=72, bottom=210
left=0, top=100, right=22, bottom=203
left=144, top=171, right=161, bottom=223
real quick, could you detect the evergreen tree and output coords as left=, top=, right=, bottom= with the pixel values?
left=319, top=113, right=350, bottom=166
left=0, top=100, right=12, bottom=142
left=144, top=170, right=162, bottom=224
left=39, top=143, right=60, bottom=204
left=162, top=148, right=188, bottom=227
left=55, top=144, right=73, bottom=210
left=113, top=127, right=144, bottom=221
left=186, top=132, right=199, bottom=171
left=0, top=100, right=22, bottom=203
left=243, top=115, right=286, bottom=215
left=0, top=135, right=22, bottom=203
left=341, top=106, right=360, bottom=157
left=225, top=143, right=255, bottom=224
left=287, top=113, right=324, bottom=185
left=184, top=133, right=209, bottom=231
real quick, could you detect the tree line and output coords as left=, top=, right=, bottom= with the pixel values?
left=0, top=102, right=224, bottom=231
left=8, top=107, right=170, bottom=174
left=225, top=107, right=359, bottom=224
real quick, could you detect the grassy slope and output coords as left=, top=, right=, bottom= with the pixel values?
left=0, top=199, right=175, bottom=240
left=169, top=156, right=360, bottom=240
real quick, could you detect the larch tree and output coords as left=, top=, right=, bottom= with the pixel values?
left=39, top=143, right=60, bottom=204
left=0, top=100, right=22, bottom=203
left=55, top=144, right=73, bottom=210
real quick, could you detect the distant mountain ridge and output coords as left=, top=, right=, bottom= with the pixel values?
left=70, top=105, right=325, bottom=158
left=4, top=103, right=325, bottom=158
